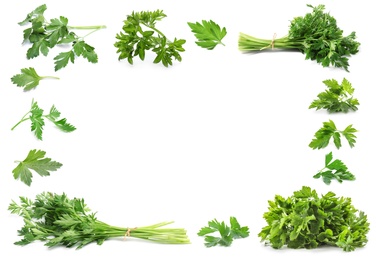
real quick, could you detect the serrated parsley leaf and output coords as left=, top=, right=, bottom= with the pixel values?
left=198, top=217, right=249, bottom=247
left=54, top=51, right=75, bottom=71
left=309, top=120, right=357, bottom=149
left=11, top=67, right=59, bottom=91
left=12, top=149, right=62, bottom=186
left=188, top=20, right=226, bottom=50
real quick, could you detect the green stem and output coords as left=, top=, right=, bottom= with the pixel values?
left=141, top=22, right=167, bottom=39
left=238, top=32, right=304, bottom=51
left=67, top=25, right=106, bottom=30
left=41, top=76, right=60, bottom=80
left=11, top=112, right=30, bottom=131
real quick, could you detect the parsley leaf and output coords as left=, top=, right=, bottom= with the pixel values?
left=259, top=186, right=369, bottom=251
left=309, top=78, right=359, bottom=113
left=19, top=4, right=105, bottom=70
left=198, top=217, right=249, bottom=247
left=12, top=149, right=62, bottom=186
left=11, top=99, right=76, bottom=140
left=313, top=152, right=355, bottom=184
left=187, top=20, right=226, bottom=50
left=11, top=67, right=59, bottom=91
left=309, top=120, right=357, bottom=149
left=114, top=10, right=186, bottom=67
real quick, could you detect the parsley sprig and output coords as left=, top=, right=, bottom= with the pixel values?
left=11, top=99, right=76, bottom=140
left=313, top=152, right=355, bottom=184
left=11, top=67, right=59, bottom=91
left=259, top=186, right=369, bottom=251
left=238, top=4, right=360, bottom=71
left=309, top=120, right=357, bottom=149
left=19, top=4, right=106, bottom=71
left=114, top=10, right=186, bottom=67
left=198, top=217, right=249, bottom=247
left=9, top=192, right=190, bottom=248
left=13, top=149, right=62, bottom=186
left=187, top=20, right=227, bottom=50
left=309, top=78, right=359, bottom=113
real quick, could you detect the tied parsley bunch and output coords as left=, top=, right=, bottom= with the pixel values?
left=259, top=186, right=369, bottom=252
left=238, top=4, right=360, bottom=71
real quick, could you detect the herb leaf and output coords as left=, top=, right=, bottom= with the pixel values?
left=309, top=120, right=357, bottom=149
left=12, top=149, right=62, bottom=186
left=198, top=217, right=249, bottom=247
left=309, top=78, right=359, bottom=113
left=187, top=20, right=226, bottom=50
left=11, top=67, right=59, bottom=91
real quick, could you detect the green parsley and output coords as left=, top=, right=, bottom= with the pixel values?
left=19, top=4, right=106, bottom=71
left=114, top=10, right=186, bottom=67
left=187, top=20, right=226, bottom=50
left=309, top=120, right=357, bottom=149
left=238, top=4, right=360, bottom=71
left=11, top=67, right=59, bottom=91
left=9, top=192, right=190, bottom=248
left=12, top=149, right=62, bottom=186
left=11, top=99, right=76, bottom=140
left=198, top=217, right=249, bottom=247
left=313, top=152, right=355, bottom=184
left=309, top=78, right=359, bottom=113
left=259, top=186, right=369, bottom=251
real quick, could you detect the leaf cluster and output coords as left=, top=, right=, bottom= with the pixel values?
left=309, top=120, right=357, bottom=149
left=187, top=20, right=226, bottom=50
left=313, top=152, right=355, bottom=185
left=309, top=78, right=359, bottom=113
left=259, top=186, right=369, bottom=252
left=9, top=193, right=190, bottom=249
left=12, top=149, right=62, bottom=186
left=197, top=217, right=249, bottom=247
left=11, top=67, right=59, bottom=91
left=114, top=10, right=186, bottom=67
left=19, top=4, right=104, bottom=71
left=11, top=99, right=76, bottom=140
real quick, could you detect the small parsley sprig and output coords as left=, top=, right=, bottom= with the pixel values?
left=309, top=78, right=359, bottom=113
left=19, top=4, right=106, bottom=71
left=187, top=20, right=227, bottom=50
left=114, top=10, right=186, bottom=67
left=238, top=4, right=360, bottom=71
left=11, top=67, right=59, bottom=91
left=313, top=152, right=355, bottom=184
left=198, top=217, right=249, bottom=247
left=309, top=120, right=357, bottom=149
left=13, top=149, right=62, bottom=186
left=9, top=192, right=190, bottom=248
left=11, top=99, right=76, bottom=140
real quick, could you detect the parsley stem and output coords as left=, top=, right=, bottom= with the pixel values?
left=40, top=76, right=60, bottom=80
left=11, top=112, right=30, bottom=131
left=140, top=22, right=167, bottom=39
left=67, top=25, right=106, bottom=30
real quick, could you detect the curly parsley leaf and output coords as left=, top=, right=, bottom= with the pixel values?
left=198, top=217, right=249, bottom=247
left=309, top=78, right=359, bottom=113
left=309, top=120, right=357, bottom=150
left=187, top=20, right=226, bottom=50
left=12, top=149, right=62, bottom=186
left=11, top=99, right=76, bottom=140
left=313, top=152, right=355, bottom=184
left=114, top=10, right=186, bottom=67
left=11, top=67, right=59, bottom=91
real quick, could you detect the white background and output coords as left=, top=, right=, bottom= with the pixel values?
left=1, top=0, right=375, bottom=259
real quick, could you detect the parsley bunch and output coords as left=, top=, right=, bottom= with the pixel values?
left=9, top=192, right=190, bottom=249
left=114, top=10, right=186, bottom=67
left=238, top=5, right=360, bottom=71
left=309, top=78, right=359, bottom=113
left=259, top=186, right=369, bottom=252
left=19, top=4, right=106, bottom=71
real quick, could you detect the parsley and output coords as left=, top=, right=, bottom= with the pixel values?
left=12, top=149, right=62, bottom=186
left=259, top=186, right=369, bottom=251
left=238, top=4, right=360, bottom=71
left=313, top=152, right=355, bottom=184
left=198, top=217, right=249, bottom=247
left=309, top=120, right=357, bottom=149
left=309, top=78, right=359, bottom=113
left=19, top=4, right=106, bottom=71
left=11, top=99, right=76, bottom=140
left=114, top=10, right=186, bottom=67
left=187, top=20, right=226, bottom=50
left=9, top=192, right=190, bottom=248
left=11, top=67, right=59, bottom=91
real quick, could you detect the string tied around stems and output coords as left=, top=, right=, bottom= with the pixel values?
left=124, top=227, right=137, bottom=240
